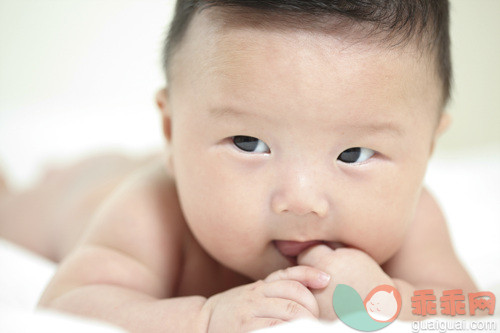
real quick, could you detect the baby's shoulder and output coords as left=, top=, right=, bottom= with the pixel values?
left=82, top=160, right=189, bottom=288
left=81, top=158, right=245, bottom=297
left=102, top=160, right=183, bottom=223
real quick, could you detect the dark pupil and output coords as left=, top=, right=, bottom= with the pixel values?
left=233, top=136, right=258, bottom=151
left=338, top=148, right=361, bottom=163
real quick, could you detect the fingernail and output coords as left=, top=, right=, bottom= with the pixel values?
left=318, top=272, right=331, bottom=284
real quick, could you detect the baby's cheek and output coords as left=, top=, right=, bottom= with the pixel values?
left=346, top=219, right=408, bottom=264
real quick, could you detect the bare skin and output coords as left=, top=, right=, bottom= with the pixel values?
left=1, top=8, right=477, bottom=333
left=29, top=159, right=330, bottom=331
left=0, top=154, right=155, bottom=261
left=1, top=153, right=476, bottom=331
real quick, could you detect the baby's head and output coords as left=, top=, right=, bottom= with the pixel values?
left=156, top=0, right=451, bottom=280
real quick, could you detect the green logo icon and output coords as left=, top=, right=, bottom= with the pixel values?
left=332, top=284, right=402, bottom=331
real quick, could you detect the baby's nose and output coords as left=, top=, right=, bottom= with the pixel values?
left=271, top=173, right=329, bottom=218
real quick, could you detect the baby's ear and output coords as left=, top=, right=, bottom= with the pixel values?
left=430, top=112, right=452, bottom=155
left=156, top=88, right=175, bottom=174
left=436, top=112, right=452, bottom=137
left=156, top=88, right=172, bottom=142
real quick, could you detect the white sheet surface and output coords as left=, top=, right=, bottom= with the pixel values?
left=255, top=317, right=500, bottom=333
left=0, top=239, right=126, bottom=332
left=0, top=305, right=126, bottom=333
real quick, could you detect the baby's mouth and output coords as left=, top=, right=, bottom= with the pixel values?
left=273, top=240, right=344, bottom=265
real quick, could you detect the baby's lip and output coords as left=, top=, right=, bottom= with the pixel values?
left=273, top=240, right=344, bottom=259
left=274, top=240, right=324, bottom=257
left=273, top=240, right=345, bottom=266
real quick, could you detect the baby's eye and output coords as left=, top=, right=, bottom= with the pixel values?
left=232, top=136, right=270, bottom=154
left=337, top=147, right=375, bottom=164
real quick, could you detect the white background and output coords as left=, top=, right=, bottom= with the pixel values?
left=0, top=0, right=174, bottom=189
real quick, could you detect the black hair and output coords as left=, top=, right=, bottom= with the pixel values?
left=163, top=0, right=451, bottom=104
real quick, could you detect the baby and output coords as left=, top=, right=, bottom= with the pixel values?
left=1, top=0, right=478, bottom=332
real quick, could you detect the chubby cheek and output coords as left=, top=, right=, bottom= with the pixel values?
left=341, top=176, right=423, bottom=264
left=173, top=147, right=272, bottom=278
left=347, top=215, right=407, bottom=265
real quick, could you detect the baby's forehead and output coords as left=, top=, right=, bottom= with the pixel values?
left=170, top=8, right=442, bottom=124
left=165, top=0, right=449, bottom=107
left=173, top=7, right=436, bottom=83
left=184, top=7, right=435, bottom=65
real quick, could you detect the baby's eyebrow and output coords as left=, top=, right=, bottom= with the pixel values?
left=210, top=107, right=245, bottom=118
left=209, top=106, right=272, bottom=121
left=353, top=121, right=403, bottom=137
left=210, top=107, right=248, bottom=118
left=210, top=106, right=402, bottom=136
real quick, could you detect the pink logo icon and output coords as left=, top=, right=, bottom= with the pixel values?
left=364, top=285, right=402, bottom=323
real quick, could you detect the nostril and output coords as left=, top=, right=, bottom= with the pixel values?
left=271, top=196, right=287, bottom=214
left=314, top=199, right=329, bottom=218
left=271, top=190, right=329, bottom=218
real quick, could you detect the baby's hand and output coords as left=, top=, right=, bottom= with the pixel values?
left=203, top=266, right=330, bottom=332
left=297, top=245, right=394, bottom=320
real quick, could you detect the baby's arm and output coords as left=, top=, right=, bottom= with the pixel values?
left=39, top=163, right=202, bottom=331
left=39, top=163, right=329, bottom=332
left=297, top=188, right=477, bottom=320
left=382, top=188, right=477, bottom=317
